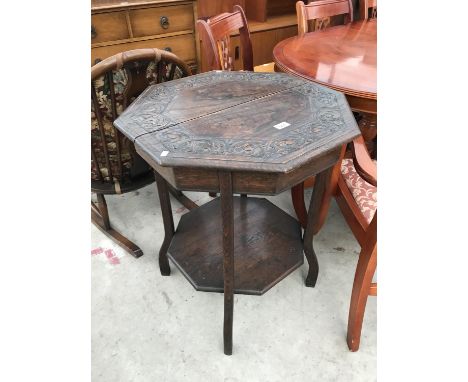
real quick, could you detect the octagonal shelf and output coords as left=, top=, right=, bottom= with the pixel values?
left=167, top=196, right=303, bottom=295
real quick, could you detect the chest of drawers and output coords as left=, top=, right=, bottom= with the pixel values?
left=91, top=0, right=199, bottom=71
left=91, top=0, right=301, bottom=73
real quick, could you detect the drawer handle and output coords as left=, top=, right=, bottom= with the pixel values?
left=160, top=16, right=170, bottom=29
left=164, top=47, right=172, bottom=52
left=91, top=25, right=97, bottom=39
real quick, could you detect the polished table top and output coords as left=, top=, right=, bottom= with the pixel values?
left=273, top=20, right=376, bottom=100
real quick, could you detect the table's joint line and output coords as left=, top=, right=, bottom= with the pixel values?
left=131, top=82, right=306, bottom=142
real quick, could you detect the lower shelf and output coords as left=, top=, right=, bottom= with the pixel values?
left=168, top=196, right=303, bottom=295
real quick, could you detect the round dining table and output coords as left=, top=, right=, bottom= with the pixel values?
left=273, top=19, right=377, bottom=229
left=273, top=19, right=376, bottom=137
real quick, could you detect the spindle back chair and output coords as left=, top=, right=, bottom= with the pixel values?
left=296, top=0, right=353, bottom=36
left=91, top=48, right=192, bottom=257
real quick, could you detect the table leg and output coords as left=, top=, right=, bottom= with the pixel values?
left=219, top=171, right=234, bottom=355
left=303, top=166, right=334, bottom=287
left=154, top=171, right=174, bottom=276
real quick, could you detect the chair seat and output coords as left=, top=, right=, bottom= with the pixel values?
left=341, top=158, right=377, bottom=224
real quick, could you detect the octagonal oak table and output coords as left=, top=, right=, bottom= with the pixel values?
left=114, top=71, right=360, bottom=355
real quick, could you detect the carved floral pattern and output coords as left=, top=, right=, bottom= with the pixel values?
left=155, top=107, right=348, bottom=161
left=115, top=71, right=358, bottom=166
left=115, top=72, right=306, bottom=136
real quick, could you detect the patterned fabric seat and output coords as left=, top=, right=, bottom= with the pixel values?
left=91, top=48, right=192, bottom=258
left=341, top=158, right=377, bottom=224
left=91, top=68, right=131, bottom=183
left=91, top=61, right=186, bottom=185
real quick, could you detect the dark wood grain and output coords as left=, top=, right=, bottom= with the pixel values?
left=91, top=194, right=144, bottom=258
left=303, top=165, right=335, bottom=286
left=114, top=71, right=305, bottom=140
left=146, top=146, right=340, bottom=195
left=115, top=71, right=360, bottom=173
left=219, top=171, right=234, bottom=355
left=167, top=197, right=303, bottom=295
left=114, top=69, right=359, bottom=354
left=154, top=171, right=173, bottom=276
left=167, top=183, right=199, bottom=210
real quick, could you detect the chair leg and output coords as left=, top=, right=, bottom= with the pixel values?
left=91, top=193, right=143, bottom=258
left=347, top=242, right=377, bottom=351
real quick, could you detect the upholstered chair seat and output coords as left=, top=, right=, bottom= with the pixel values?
left=340, top=158, right=377, bottom=224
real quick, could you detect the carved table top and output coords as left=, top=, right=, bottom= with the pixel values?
left=115, top=71, right=359, bottom=176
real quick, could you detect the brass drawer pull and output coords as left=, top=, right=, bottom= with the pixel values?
left=91, top=25, right=97, bottom=39
left=160, top=16, right=170, bottom=29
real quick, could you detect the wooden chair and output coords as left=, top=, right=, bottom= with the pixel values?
left=338, top=137, right=376, bottom=351
left=360, top=0, right=377, bottom=20
left=196, top=5, right=275, bottom=73
left=296, top=136, right=377, bottom=350
left=91, top=48, right=196, bottom=258
left=296, top=0, right=354, bottom=36
left=196, top=5, right=273, bottom=197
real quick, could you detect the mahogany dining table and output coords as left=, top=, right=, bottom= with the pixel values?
left=273, top=19, right=377, bottom=228
left=273, top=19, right=377, bottom=141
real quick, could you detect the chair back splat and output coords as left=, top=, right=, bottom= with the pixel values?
left=296, top=0, right=353, bottom=36
left=197, top=5, right=253, bottom=72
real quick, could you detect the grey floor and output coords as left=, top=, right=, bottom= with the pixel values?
left=91, top=184, right=376, bottom=382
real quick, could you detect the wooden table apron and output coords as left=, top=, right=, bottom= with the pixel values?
left=114, top=71, right=360, bottom=355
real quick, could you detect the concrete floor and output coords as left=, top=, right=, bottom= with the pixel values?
left=91, top=184, right=376, bottom=382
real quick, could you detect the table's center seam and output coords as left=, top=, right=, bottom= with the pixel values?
left=131, top=82, right=306, bottom=142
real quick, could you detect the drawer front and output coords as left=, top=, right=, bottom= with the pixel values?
left=91, top=34, right=196, bottom=65
left=91, top=11, right=129, bottom=43
left=130, top=4, right=194, bottom=37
